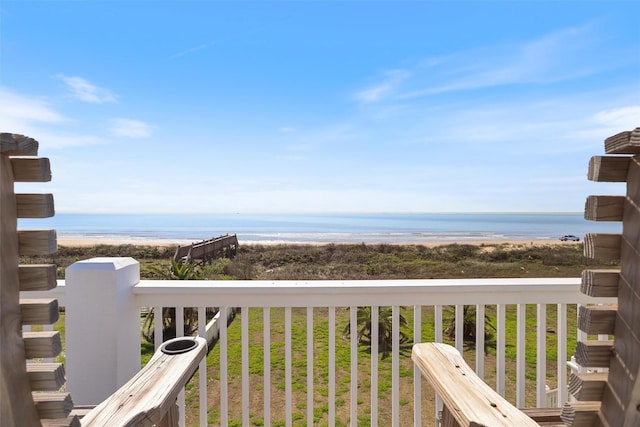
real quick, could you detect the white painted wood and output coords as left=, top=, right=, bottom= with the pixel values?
left=557, top=303, right=568, bottom=407
left=537, top=304, right=547, bottom=407
left=413, top=305, right=422, bottom=427
left=198, top=306, right=207, bottom=427
left=154, top=306, right=162, bottom=350
left=328, top=306, right=336, bottom=427
left=434, top=305, right=443, bottom=422
left=176, top=306, right=184, bottom=336
left=455, top=304, right=464, bottom=352
left=516, top=304, right=526, bottom=408
left=350, top=306, right=357, bottom=427
left=242, top=306, right=249, bottom=427
left=496, top=304, right=506, bottom=396
left=577, top=304, right=588, bottom=343
left=34, top=278, right=612, bottom=306
left=285, top=307, right=292, bottom=427
left=476, top=304, right=485, bottom=379
left=392, top=305, right=399, bottom=427
left=64, top=257, right=141, bottom=406
left=220, top=306, right=228, bottom=427
left=132, top=278, right=607, bottom=307
left=264, top=307, right=271, bottom=427
left=434, top=305, right=443, bottom=342
left=306, top=307, right=313, bottom=427
left=371, top=305, right=379, bottom=427
left=175, top=306, right=185, bottom=427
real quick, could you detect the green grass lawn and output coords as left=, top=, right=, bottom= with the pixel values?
left=184, top=303, right=578, bottom=427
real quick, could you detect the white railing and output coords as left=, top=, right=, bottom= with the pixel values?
left=26, top=258, right=614, bottom=427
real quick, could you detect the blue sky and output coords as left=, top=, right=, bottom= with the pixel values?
left=2, top=1, right=639, bottom=213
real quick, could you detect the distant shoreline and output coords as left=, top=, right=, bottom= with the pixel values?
left=57, top=236, right=572, bottom=248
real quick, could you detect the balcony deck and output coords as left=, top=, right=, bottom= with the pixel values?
left=24, top=258, right=613, bottom=426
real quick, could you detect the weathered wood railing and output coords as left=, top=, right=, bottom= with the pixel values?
left=173, top=234, right=239, bottom=264
left=26, top=260, right=613, bottom=426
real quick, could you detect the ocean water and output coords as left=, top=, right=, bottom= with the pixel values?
left=18, top=213, right=622, bottom=244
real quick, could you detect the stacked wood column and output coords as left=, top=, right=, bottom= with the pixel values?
left=0, top=134, right=77, bottom=426
left=563, top=127, right=640, bottom=427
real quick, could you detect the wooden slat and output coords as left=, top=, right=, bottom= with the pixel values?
left=568, top=372, right=608, bottom=401
left=588, top=156, right=632, bottom=182
left=578, top=305, right=617, bottom=335
left=521, top=407, right=563, bottom=423
left=19, top=264, right=58, bottom=292
left=18, top=229, right=57, bottom=256
left=583, top=233, right=621, bottom=261
left=575, top=340, right=614, bottom=368
left=581, top=270, right=620, bottom=297
left=411, top=343, right=539, bottom=426
left=16, top=193, right=54, bottom=218
left=0, top=133, right=39, bottom=155
left=24, top=331, right=62, bottom=359
left=27, top=363, right=66, bottom=391
left=604, top=128, right=640, bottom=154
left=584, top=195, right=625, bottom=221
left=20, top=298, right=59, bottom=325
left=41, top=416, right=81, bottom=427
left=560, top=401, right=602, bottom=427
left=33, top=392, right=74, bottom=420
left=11, top=158, right=52, bottom=182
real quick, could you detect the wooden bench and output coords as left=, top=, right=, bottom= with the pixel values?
left=412, top=127, right=640, bottom=427
left=0, top=133, right=206, bottom=427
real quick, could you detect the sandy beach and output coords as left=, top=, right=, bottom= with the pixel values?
left=57, top=236, right=567, bottom=248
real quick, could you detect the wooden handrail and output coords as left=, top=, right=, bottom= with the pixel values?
left=81, top=337, right=206, bottom=427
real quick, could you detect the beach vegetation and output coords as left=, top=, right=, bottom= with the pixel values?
left=142, top=260, right=199, bottom=342
left=443, top=305, right=497, bottom=353
left=24, top=241, right=614, bottom=282
left=343, top=306, right=411, bottom=359
left=29, top=242, right=618, bottom=425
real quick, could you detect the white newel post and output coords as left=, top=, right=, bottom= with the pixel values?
left=65, top=257, right=141, bottom=405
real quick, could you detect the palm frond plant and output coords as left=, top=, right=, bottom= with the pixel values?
left=443, top=305, right=496, bottom=353
left=142, top=259, right=200, bottom=343
left=343, top=306, right=411, bottom=359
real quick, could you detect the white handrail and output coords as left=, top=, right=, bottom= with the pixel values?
left=27, top=270, right=615, bottom=426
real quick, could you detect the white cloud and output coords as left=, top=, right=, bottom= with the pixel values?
left=58, top=75, right=117, bottom=103
left=592, top=106, right=640, bottom=129
left=0, top=88, right=108, bottom=149
left=0, top=87, right=67, bottom=124
left=358, top=25, right=613, bottom=102
left=566, top=105, right=640, bottom=141
left=354, top=69, right=410, bottom=103
left=109, top=118, right=153, bottom=138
